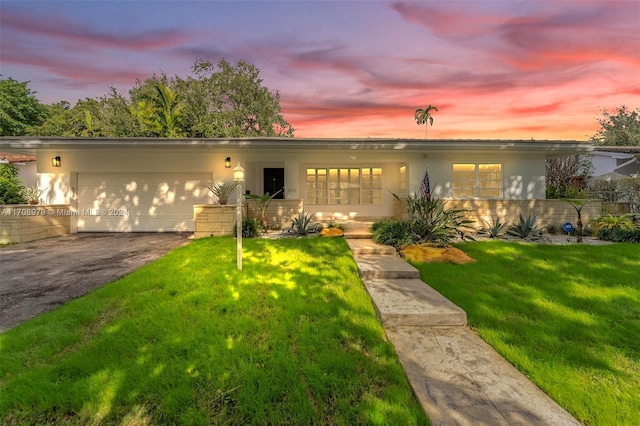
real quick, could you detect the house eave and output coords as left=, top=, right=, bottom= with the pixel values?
left=0, top=137, right=593, bottom=156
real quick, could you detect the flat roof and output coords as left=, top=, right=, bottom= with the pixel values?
left=0, top=136, right=593, bottom=155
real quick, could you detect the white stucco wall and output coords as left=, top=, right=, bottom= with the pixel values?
left=28, top=142, right=557, bottom=231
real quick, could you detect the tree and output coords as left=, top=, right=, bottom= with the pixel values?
left=414, top=105, right=438, bottom=139
left=545, top=155, right=594, bottom=199
left=0, top=77, right=46, bottom=136
left=590, top=105, right=640, bottom=146
left=177, top=59, right=294, bottom=137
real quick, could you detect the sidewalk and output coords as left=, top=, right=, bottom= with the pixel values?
left=347, top=239, right=581, bottom=426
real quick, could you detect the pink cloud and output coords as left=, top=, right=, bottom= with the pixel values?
left=2, top=9, right=193, bottom=51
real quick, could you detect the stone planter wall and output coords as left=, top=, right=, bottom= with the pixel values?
left=0, top=205, right=72, bottom=244
left=246, top=199, right=303, bottom=230
left=193, top=204, right=238, bottom=238
left=393, top=198, right=604, bottom=229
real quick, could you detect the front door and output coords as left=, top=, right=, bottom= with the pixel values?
left=263, top=168, right=284, bottom=199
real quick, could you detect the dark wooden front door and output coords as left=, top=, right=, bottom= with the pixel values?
left=263, top=168, right=284, bottom=198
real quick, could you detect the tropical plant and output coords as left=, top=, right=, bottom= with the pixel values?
left=477, top=216, right=509, bottom=238
left=246, top=189, right=282, bottom=231
left=290, top=210, right=319, bottom=236
left=371, top=219, right=415, bottom=248
left=593, top=213, right=635, bottom=233
left=507, top=213, right=544, bottom=239
left=206, top=181, right=238, bottom=205
left=402, top=194, right=475, bottom=245
left=134, top=83, right=185, bottom=137
left=563, top=198, right=590, bottom=243
left=414, top=104, right=438, bottom=139
left=20, top=186, right=44, bottom=205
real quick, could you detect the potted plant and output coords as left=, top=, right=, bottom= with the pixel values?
left=206, top=182, right=238, bottom=205
left=21, top=186, right=44, bottom=205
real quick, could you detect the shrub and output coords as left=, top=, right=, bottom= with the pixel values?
left=327, top=221, right=346, bottom=231
left=593, top=213, right=635, bottom=233
left=507, top=213, right=544, bottom=239
left=597, top=227, right=640, bottom=243
left=546, top=223, right=561, bottom=235
left=233, top=217, right=263, bottom=238
left=0, top=164, right=26, bottom=204
left=371, top=220, right=415, bottom=248
left=478, top=216, right=509, bottom=238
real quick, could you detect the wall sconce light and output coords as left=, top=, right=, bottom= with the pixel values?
left=52, top=156, right=61, bottom=167
left=225, top=157, right=231, bottom=168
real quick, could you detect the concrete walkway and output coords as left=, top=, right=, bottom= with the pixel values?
left=347, top=239, right=581, bottom=426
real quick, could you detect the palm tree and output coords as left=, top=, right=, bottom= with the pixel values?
left=414, top=105, right=439, bottom=139
left=134, top=83, right=185, bottom=137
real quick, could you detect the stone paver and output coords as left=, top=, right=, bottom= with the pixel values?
left=347, top=239, right=580, bottom=426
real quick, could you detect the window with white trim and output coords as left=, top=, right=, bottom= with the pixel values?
left=306, top=167, right=382, bottom=205
left=399, top=165, right=407, bottom=191
left=452, top=163, right=502, bottom=197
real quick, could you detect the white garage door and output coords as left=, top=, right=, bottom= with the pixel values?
left=77, top=173, right=211, bottom=232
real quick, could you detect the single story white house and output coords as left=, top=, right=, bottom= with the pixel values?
left=0, top=137, right=593, bottom=233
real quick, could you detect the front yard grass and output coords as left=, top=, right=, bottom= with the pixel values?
left=0, top=237, right=428, bottom=425
left=411, top=241, right=640, bottom=426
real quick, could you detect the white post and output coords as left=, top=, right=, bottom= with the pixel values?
left=233, top=162, right=245, bottom=271
left=236, top=181, right=242, bottom=271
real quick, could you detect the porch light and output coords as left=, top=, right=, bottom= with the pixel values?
left=225, top=157, right=231, bottom=168
left=233, top=162, right=245, bottom=182
left=234, top=162, right=245, bottom=271
left=52, top=156, right=61, bottom=167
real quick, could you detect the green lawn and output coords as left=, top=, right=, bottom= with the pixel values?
left=410, top=241, right=640, bottom=426
left=0, top=237, right=428, bottom=425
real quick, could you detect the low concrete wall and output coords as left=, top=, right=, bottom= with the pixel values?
left=246, top=199, right=303, bottom=229
left=193, top=204, right=238, bottom=238
left=394, top=198, right=603, bottom=228
left=0, top=205, right=72, bottom=244
left=194, top=200, right=304, bottom=238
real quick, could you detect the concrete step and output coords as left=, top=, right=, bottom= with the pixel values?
left=344, top=231, right=374, bottom=239
left=385, top=326, right=581, bottom=426
left=363, top=278, right=467, bottom=326
left=354, top=254, right=421, bottom=279
left=346, top=239, right=396, bottom=255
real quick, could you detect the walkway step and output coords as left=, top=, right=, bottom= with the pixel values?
left=354, top=255, right=420, bottom=279
left=344, top=231, right=373, bottom=239
left=386, top=326, right=581, bottom=426
left=346, top=239, right=396, bottom=255
left=362, top=278, right=467, bottom=326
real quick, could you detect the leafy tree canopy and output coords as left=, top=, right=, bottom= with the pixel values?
left=590, top=105, right=640, bottom=146
left=0, top=77, right=46, bottom=136
left=19, top=59, right=295, bottom=138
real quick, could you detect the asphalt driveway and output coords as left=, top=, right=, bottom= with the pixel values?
left=0, top=233, right=192, bottom=332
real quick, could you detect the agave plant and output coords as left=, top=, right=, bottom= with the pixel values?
left=478, top=216, right=509, bottom=238
left=206, top=181, right=238, bottom=205
left=507, top=213, right=544, bottom=239
left=290, top=210, right=320, bottom=236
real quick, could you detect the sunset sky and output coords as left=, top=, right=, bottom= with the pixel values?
left=1, top=0, right=638, bottom=140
